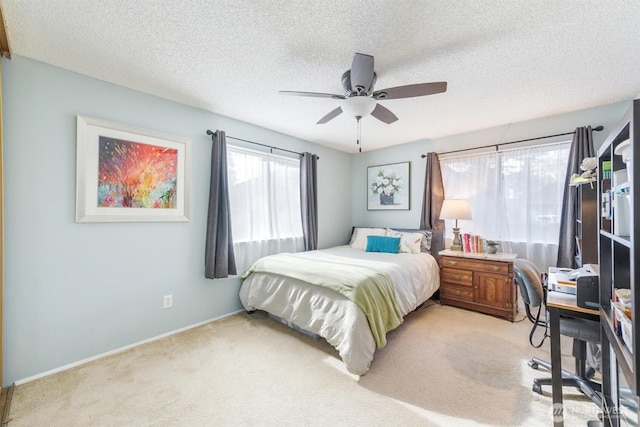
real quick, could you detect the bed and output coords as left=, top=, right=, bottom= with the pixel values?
left=239, top=227, right=443, bottom=375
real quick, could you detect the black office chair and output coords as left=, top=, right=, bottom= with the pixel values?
left=513, top=259, right=602, bottom=407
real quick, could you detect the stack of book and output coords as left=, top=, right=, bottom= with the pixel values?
left=602, top=160, right=612, bottom=179
left=461, top=233, right=484, bottom=253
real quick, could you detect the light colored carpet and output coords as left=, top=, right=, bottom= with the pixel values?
left=7, top=303, right=600, bottom=426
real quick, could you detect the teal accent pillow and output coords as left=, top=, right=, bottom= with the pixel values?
left=365, top=236, right=401, bottom=253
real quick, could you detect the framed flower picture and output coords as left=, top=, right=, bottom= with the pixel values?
left=367, top=161, right=410, bottom=210
left=76, top=115, right=191, bottom=222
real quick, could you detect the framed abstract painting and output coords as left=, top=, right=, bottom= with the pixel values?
left=367, top=161, right=410, bottom=210
left=75, top=115, right=191, bottom=222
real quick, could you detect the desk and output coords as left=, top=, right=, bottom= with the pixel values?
left=546, top=285, right=600, bottom=427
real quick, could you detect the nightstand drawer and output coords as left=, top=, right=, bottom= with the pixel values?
left=441, top=284, right=475, bottom=302
left=441, top=268, right=473, bottom=286
left=440, top=256, right=509, bottom=275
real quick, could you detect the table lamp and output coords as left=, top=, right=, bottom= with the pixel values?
left=439, top=199, right=472, bottom=251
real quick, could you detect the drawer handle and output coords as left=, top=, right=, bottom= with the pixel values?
left=450, top=274, right=462, bottom=280
left=445, top=260, right=457, bottom=266
left=490, top=265, right=501, bottom=271
left=454, top=289, right=461, bottom=296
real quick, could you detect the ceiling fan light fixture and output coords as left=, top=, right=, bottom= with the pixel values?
left=280, top=53, right=447, bottom=126
left=341, top=96, right=377, bottom=119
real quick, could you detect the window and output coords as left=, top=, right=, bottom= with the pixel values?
left=440, top=142, right=570, bottom=268
left=227, top=146, right=304, bottom=272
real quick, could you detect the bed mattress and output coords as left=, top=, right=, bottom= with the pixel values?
left=239, top=245, right=440, bottom=375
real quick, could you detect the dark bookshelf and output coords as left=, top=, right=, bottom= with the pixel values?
left=598, top=99, right=639, bottom=426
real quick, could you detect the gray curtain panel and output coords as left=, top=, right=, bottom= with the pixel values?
left=300, top=152, right=318, bottom=251
left=556, top=126, right=595, bottom=268
left=420, top=152, right=445, bottom=230
left=205, top=130, right=237, bottom=279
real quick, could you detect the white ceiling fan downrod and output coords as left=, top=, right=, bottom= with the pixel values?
left=356, top=116, right=362, bottom=153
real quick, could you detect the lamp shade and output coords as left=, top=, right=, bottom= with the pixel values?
left=439, top=199, right=472, bottom=220
left=341, top=96, right=377, bottom=118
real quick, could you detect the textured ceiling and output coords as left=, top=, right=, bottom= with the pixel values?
left=3, top=0, right=640, bottom=153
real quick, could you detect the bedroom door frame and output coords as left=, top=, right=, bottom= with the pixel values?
left=0, top=58, right=5, bottom=388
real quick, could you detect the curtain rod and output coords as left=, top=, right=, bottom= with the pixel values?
left=206, top=130, right=319, bottom=159
left=421, top=125, right=604, bottom=158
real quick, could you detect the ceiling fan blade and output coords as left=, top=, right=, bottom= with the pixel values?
left=371, top=103, right=398, bottom=124
left=372, top=82, right=447, bottom=100
left=350, top=53, right=375, bottom=94
left=279, top=90, right=346, bottom=99
left=316, top=107, right=343, bottom=124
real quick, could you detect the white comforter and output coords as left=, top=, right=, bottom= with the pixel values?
left=238, top=246, right=440, bottom=375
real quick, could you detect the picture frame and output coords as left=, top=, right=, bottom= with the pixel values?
left=367, top=161, right=410, bottom=210
left=76, top=115, right=191, bottom=222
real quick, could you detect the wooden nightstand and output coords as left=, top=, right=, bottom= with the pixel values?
left=438, top=249, right=518, bottom=321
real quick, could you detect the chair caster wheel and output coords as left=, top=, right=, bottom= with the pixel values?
left=532, top=383, right=543, bottom=395
left=528, top=360, right=539, bottom=370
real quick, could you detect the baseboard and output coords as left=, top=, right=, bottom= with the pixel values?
left=14, top=309, right=245, bottom=386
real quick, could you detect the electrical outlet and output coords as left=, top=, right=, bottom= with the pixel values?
left=163, top=294, right=173, bottom=309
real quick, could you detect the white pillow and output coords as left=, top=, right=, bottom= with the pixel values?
left=350, top=227, right=387, bottom=250
left=386, top=229, right=423, bottom=254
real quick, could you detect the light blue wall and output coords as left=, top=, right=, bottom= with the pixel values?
left=352, top=101, right=631, bottom=227
left=2, top=56, right=352, bottom=385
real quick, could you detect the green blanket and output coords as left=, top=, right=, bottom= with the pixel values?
left=241, top=252, right=403, bottom=348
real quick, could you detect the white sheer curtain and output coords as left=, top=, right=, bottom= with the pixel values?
left=227, top=146, right=304, bottom=273
left=440, top=143, right=570, bottom=270
left=439, top=151, right=507, bottom=242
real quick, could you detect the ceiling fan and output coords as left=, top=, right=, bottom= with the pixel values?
left=279, top=53, right=447, bottom=126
